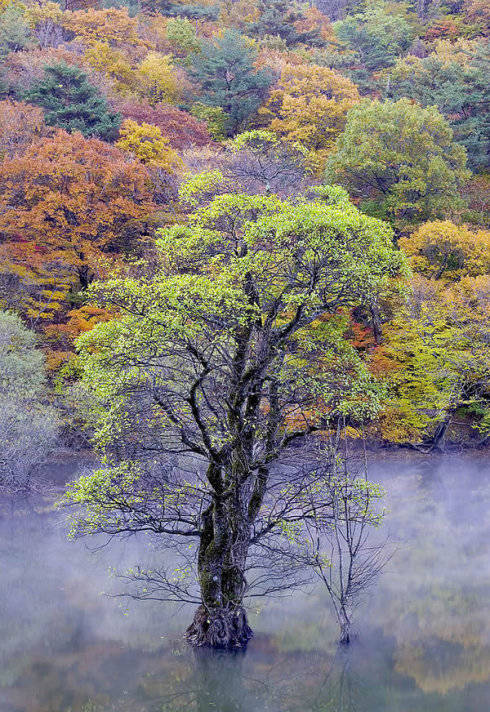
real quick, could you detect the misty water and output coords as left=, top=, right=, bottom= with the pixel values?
left=1, top=454, right=489, bottom=712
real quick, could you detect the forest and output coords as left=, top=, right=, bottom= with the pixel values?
left=0, top=0, right=489, bottom=709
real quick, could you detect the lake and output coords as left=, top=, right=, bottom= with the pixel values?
left=1, top=453, right=489, bottom=711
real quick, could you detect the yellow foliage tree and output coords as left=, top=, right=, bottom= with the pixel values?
left=116, top=119, right=182, bottom=173
left=24, top=1, right=64, bottom=29
left=137, top=51, right=181, bottom=105
left=84, top=41, right=136, bottom=94
left=400, top=220, right=490, bottom=281
left=371, top=273, right=490, bottom=446
left=259, top=63, right=359, bottom=173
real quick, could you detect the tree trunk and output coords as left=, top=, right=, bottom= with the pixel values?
left=370, top=304, right=383, bottom=345
left=186, top=498, right=253, bottom=649
left=338, top=608, right=351, bottom=645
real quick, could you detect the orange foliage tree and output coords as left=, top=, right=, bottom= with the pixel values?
left=0, top=99, right=47, bottom=159
left=61, top=7, right=144, bottom=49
left=0, top=130, right=155, bottom=325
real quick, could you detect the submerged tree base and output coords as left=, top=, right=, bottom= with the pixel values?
left=185, top=605, right=253, bottom=650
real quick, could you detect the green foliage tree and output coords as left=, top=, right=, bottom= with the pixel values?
left=0, top=310, right=58, bottom=495
left=190, top=30, right=272, bottom=136
left=334, top=4, right=412, bottom=72
left=63, top=181, right=403, bottom=649
left=0, top=2, right=32, bottom=58
left=325, top=98, right=470, bottom=228
left=386, top=52, right=490, bottom=170
left=25, top=61, right=121, bottom=141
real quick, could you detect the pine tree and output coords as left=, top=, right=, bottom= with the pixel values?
left=249, top=0, right=325, bottom=47
left=190, top=30, right=272, bottom=136
left=25, top=62, right=121, bottom=141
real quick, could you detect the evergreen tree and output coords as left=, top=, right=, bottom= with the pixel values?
left=249, top=0, right=325, bottom=47
left=25, top=62, right=121, bottom=141
left=190, top=30, right=272, bottom=136
left=387, top=52, right=489, bottom=171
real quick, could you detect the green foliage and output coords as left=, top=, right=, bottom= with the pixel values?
left=165, top=16, right=201, bottom=59
left=73, top=184, right=403, bottom=457
left=325, top=98, right=470, bottom=227
left=248, top=0, right=325, bottom=47
left=0, top=2, right=32, bottom=59
left=190, top=30, right=272, bottom=136
left=373, top=296, right=490, bottom=444
left=386, top=51, right=490, bottom=170
left=334, top=3, right=413, bottom=71
left=25, top=62, right=121, bottom=141
left=190, top=102, right=227, bottom=140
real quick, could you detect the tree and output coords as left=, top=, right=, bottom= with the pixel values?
left=334, top=4, right=412, bottom=72
left=24, top=1, right=65, bottom=50
left=248, top=0, right=325, bottom=47
left=399, top=221, right=490, bottom=281
left=62, top=180, right=403, bottom=648
left=260, top=62, right=359, bottom=173
left=325, top=99, right=470, bottom=228
left=0, top=310, right=58, bottom=497
left=84, top=41, right=137, bottom=95
left=190, top=30, right=272, bottom=136
left=165, top=16, right=201, bottom=59
left=0, top=99, right=47, bottom=159
left=0, top=1, right=32, bottom=58
left=386, top=52, right=490, bottom=170
left=0, top=130, right=155, bottom=324
left=299, top=466, right=388, bottom=644
left=61, top=5, right=142, bottom=48
left=224, top=129, right=308, bottom=196
left=116, top=118, right=182, bottom=172
left=314, top=0, right=359, bottom=21
left=25, top=62, right=121, bottom=141
left=116, top=99, right=212, bottom=149
left=371, top=276, right=490, bottom=447
left=137, top=51, right=182, bottom=105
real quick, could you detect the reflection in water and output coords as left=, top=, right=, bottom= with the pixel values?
left=0, top=454, right=489, bottom=711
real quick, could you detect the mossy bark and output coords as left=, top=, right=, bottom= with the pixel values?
left=186, top=478, right=255, bottom=649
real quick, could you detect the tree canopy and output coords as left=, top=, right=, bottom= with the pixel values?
left=325, top=98, right=470, bottom=227
left=65, top=179, right=404, bottom=646
left=190, top=30, right=272, bottom=136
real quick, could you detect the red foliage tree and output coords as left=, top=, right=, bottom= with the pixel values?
left=116, top=100, right=213, bottom=149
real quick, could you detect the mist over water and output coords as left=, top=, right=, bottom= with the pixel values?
left=0, top=454, right=489, bottom=711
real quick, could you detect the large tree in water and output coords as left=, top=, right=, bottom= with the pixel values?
left=63, top=180, right=403, bottom=649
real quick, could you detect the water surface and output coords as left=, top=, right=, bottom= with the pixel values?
left=1, top=454, right=489, bottom=711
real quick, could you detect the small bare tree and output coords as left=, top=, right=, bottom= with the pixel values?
left=301, top=453, right=389, bottom=644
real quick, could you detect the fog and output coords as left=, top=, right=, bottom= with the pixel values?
left=1, top=453, right=489, bottom=711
